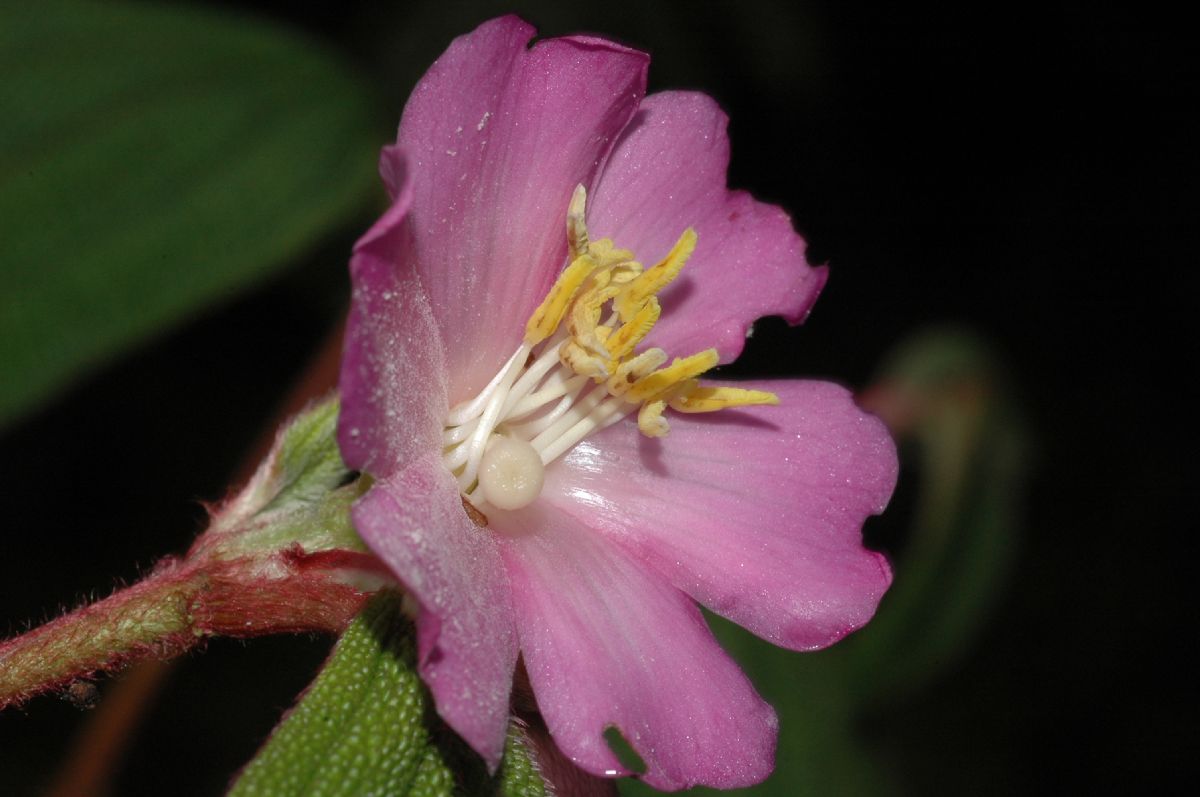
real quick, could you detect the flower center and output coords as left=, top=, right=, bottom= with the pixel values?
left=442, top=185, right=779, bottom=512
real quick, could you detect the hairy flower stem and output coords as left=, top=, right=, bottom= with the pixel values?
left=42, top=325, right=354, bottom=797
left=0, top=554, right=370, bottom=711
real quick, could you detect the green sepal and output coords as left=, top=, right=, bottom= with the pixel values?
left=204, top=397, right=369, bottom=559
left=228, top=593, right=548, bottom=797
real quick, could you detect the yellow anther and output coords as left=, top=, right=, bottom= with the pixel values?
left=509, top=187, right=781, bottom=451
left=615, top=228, right=696, bottom=321
left=637, top=400, right=670, bottom=437
left=567, top=184, right=589, bottom=257
left=560, top=340, right=611, bottom=379
left=627, top=348, right=719, bottom=402
left=567, top=282, right=620, bottom=359
left=525, top=254, right=596, bottom=344
left=608, top=262, right=642, bottom=284
left=607, top=348, right=668, bottom=397
left=588, top=238, right=638, bottom=270
left=606, top=298, right=661, bottom=360
left=670, top=385, right=781, bottom=413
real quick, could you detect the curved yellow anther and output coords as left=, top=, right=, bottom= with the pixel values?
left=670, top=385, right=781, bottom=413
left=607, top=348, right=668, bottom=396
left=560, top=340, right=611, bottom=379
left=615, top=228, right=697, bottom=321
left=637, top=400, right=670, bottom=437
left=608, top=262, right=642, bottom=284
left=567, top=282, right=620, bottom=360
left=606, top=297, right=661, bottom=360
left=525, top=254, right=596, bottom=344
left=627, top=348, right=719, bottom=402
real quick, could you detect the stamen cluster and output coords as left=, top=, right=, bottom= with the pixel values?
left=442, top=185, right=778, bottom=511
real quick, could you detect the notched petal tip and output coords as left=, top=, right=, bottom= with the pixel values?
left=500, top=510, right=778, bottom=791
left=589, top=92, right=826, bottom=366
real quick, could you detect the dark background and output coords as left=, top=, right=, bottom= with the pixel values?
left=1, top=1, right=1192, bottom=793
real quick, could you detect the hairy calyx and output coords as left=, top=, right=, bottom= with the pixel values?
left=442, top=185, right=779, bottom=512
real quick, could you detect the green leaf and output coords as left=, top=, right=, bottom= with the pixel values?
left=0, top=0, right=383, bottom=429
left=228, top=593, right=548, bottom=797
left=604, top=727, right=647, bottom=776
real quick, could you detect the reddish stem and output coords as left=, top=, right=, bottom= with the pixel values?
left=38, top=319, right=350, bottom=797
left=0, top=553, right=370, bottom=713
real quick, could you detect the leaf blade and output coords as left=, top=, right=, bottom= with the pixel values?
left=228, top=593, right=548, bottom=797
left=0, top=0, right=383, bottom=428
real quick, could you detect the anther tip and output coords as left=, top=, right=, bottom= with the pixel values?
left=569, top=184, right=588, bottom=215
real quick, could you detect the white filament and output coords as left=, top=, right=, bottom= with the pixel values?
left=444, top=346, right=527, bottom=426
left=443, top=339, right=635, bottom=509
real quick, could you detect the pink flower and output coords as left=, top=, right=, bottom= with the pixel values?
left=337, top=16, right=897, bottom=791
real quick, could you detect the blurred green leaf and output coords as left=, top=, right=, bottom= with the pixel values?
left=845, top=329, right=1026, bottom=701
left=0, top=0, right=383, bottom=428
left=229, top=592, right=547, bottom=797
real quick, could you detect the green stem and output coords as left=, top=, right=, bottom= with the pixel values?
left=0, top=560, right=203, bottom=710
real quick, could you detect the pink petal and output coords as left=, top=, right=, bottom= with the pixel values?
left=351, top=455, right=518, bottom=769
left=589, top=91, right=826, bottom=363
left=497, top=504, right=777, bottom=790
left=337, top=156, right=449, bottom=476
left=391, top=16, right=649, bottom=402
left=541, top=380, right=896, bottom=651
